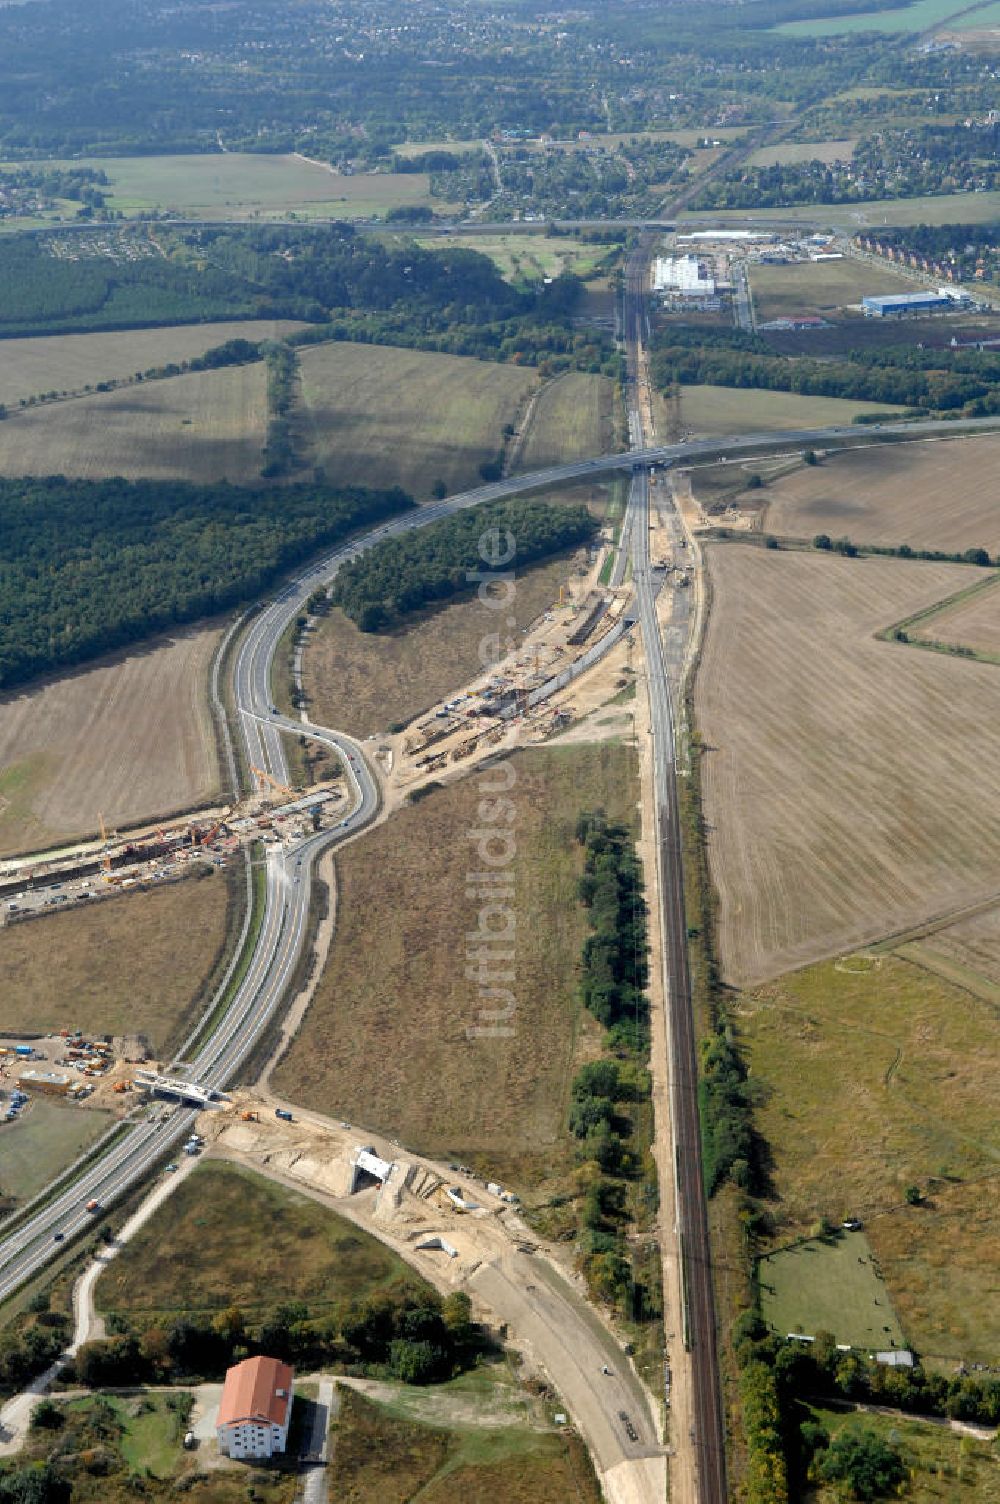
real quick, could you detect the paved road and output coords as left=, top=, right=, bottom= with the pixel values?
left=3, top=413, right=999, bottom=1308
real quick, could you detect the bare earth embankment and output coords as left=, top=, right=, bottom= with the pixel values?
left=761, top=434, right=1000, bottom=553
left=302, top=551, right=582, bottom=740
left=0, top=624, right=221, bottom=856
left=695, top=546, right=1000, bottom=985
left=0, top=365, right=267, bottom=483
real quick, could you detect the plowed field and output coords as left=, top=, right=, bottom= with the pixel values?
left=0, top=624, right=221, bottom=856
left=696, top=546, right=1000, bottom=983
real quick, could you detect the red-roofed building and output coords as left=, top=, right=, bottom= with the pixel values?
left=216, top=1355, right=295, bottom=1459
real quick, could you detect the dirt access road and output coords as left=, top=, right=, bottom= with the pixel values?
left=203, top=1093, right=668, bottom=1504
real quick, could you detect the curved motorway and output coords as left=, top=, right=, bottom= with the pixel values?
left=2, top=412, right=999, bottom=1479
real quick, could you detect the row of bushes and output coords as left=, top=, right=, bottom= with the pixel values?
left=69, top=1285, right=480, bottom=1391
left=814, top=533, right=994, bottom=566
left=570, top=814, right=660, bottom=1326
left=261, top=340, right=300, bottom=478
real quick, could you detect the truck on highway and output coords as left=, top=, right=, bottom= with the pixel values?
left=85, top=1199, right=100, bottom=1213
left=275, top=1108, right=293, bottom=1122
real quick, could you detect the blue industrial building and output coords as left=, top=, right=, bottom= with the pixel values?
left=862, top=290, right=963, bottom=318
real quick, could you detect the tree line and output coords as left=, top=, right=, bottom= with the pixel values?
left=0, top=476, right=413, bottom=690
left=569, top=813, right=660, bottom=1327
left=651, top=329, right=1000, bottom=417
left=330, top=498, right=597, bottom=632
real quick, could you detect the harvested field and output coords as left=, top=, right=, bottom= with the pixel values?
left=679, top=383, right=901, bottom=436
left=748, top=256, right=912, bottom=320
left=742, top=954, right=1000, bottom=1356
left=272, top=743, right=638, bottom=1187
left=0, top=1097, right=111, bottom=1209
left=761, top=434, right=1000, bottom=553
left=0, top=868, right=233, bottom=1054
left=904, top=903, right=1000, bottom=988
left=0, top=623, right=222, bottom=856
left=911, top=576, right=1000, bottom=656
left=746, top=139, right=857, bottom=167
left=301, top=551, right=582, bottom=740
left=96, top=1160, right=427, bottom=1320
left=512, top=372, right=619, bottom=472
left=696, top=546, right=1000, bottom=983
left=0, top=321, right=304, bottom=411
left=0, top=365, right=267, bottom=483
left=298, top=343, right=538, bottom=499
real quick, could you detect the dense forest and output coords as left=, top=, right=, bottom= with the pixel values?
left=0, top=226, right=617, bottom=376
left=331, top=498, right=598, bottom=631
left=0, top=477, right=412, bottom=690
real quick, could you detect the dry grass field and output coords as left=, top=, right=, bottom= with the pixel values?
left=679, top=189, right=1000, bottom=227
left=272, top=743, right=637, bottom=1186
left=742, top=954, right=1000, bottom=1359
left=0, top=1097, right=112, bottom=1209
left=696, top=546, right=1000, bottom=984
left=911, top=577, right=1000, bottom=656
left=96, top=1160, right=426, bottom=1319
left=0, top=869, right=232, bottom=1053
left=0, top=624, right=222, bottom=857
left=901, top=902, right=1000, bottom=990
left=302, top=551, right=582, bottom=740
left=761, top=435, right=1000, bottom=553
left=298, top=343, right=538, bottom=499
left=333, top=1387, right=602, bottom=1504
left=0, top=365, right=267, bottom=483
left=748, top=256, right=912, bottom=320
left=679, top=382, right=902, bottom=436
left=512, top=371, right=619, bottom=472
left=413, top=233, right=612, bottom=283
left=20, top=153, right=437, bottom=221
left=0, top=321, right=304, bottom=410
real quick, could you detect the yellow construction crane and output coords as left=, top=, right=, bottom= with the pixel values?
left=250, top=766, right=295, bottom=801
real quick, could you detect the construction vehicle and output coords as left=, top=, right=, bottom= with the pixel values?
left=240, top=1110, right=259, bottom=1122
left=251, top=767, right=294, bottom=801
left=275, top=1107, right=293, bottom=1122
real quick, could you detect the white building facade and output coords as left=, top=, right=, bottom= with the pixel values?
left=216, top=1356, right=294, bottom=1460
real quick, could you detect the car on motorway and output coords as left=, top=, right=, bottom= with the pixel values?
left=52, top=1232, right=64, bottom=1242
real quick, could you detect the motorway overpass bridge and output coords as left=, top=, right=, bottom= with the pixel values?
left=133, top=1071, right=219, bottom=1107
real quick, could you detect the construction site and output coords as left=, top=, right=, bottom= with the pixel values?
left=0, top=766, right=348, bottom=927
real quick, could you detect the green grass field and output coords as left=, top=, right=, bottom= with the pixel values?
left=799, top=1404, right=1000, bottom=1502
left=332, top=1386, right=602, bottom=1504
left=0, top=1098, right=111, bottom=1208
left=10, top=153, right=438, bottom=221
left=776, top=0, right=980, bottom=33
left=680, top=189, right=1000, bottom=227
left=94, top=1161, right=431, bottom=1321
left=743, top=953, right=1000, bottom=1360
left=758, top=1230, right=906, bottom=1349
left=679, top=383, right=903, bottom=434
left=298, top=341, right=538, bottom=498
left=413, top=233, right=610, bottom=283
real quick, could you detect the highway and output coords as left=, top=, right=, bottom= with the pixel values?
left=4, top=404, right=1000, bottom=1318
